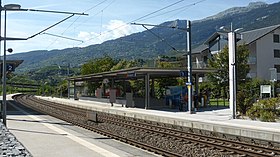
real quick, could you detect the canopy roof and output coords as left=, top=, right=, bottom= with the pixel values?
left=68, top=67, right=216, bottom=82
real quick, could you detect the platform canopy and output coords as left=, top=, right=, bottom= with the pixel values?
left=68, top=67, right=216, bottom=82
left=68, top=67, right=217, bottom=109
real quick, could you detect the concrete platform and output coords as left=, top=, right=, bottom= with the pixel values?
left=35, top=96, right=280, bottom=143
left=6, top=95, right=160, bottom=157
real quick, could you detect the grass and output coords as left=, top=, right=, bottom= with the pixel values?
left=209, top=98, right=229, bottom=107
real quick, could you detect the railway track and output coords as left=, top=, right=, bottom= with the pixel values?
left=12, top=94, right=280, bottom=157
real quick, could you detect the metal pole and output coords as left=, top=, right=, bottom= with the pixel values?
left=234, top=32, right=237, bottom=119
left=67, top=63, right=70, bottom=99
left=0, top=0, right=2, bottom=119
left=186, top=20, right=193, bottom=114
left=228, top=31, right=236, bottom=119
left=2, top=8, right=6, bottom=125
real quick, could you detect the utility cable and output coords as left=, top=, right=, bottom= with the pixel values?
left=42, top=33, right=84, bottom=43
left=100, top=10, right=103, bottom=34
left=78, top=0, right=207, bottom=48
left=46, top=0, right=110, bottom=49
left=132, top=0, right=185, bottom=23
left=27, top=14, right=74, bottom=39
left=142, top=25, right=178, bottom=52
left=74, top=0, right=115, bottom=30
left=138, top=0, right=207, bottom=22
left=80, top=0, right=187, bottom=44
left=84, top=0, right=108, bottom=13
left=164, top=0, right=207, bottom=22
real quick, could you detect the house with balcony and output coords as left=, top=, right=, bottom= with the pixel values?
left=192, top=24, right=280, bottom=81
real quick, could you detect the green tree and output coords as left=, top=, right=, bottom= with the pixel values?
left=81, top=55, right=117, bottom=75
left=207, top=44, right=250, bottom=91
left=81, top=55, right=117, bottom=95
left=110, top=59, right=138, bottom=71
left=154, top=59, right=178, bottom=99
left=207, top=44, right=250, bottom=112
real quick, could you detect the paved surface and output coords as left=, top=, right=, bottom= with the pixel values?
left=5, top=95, right=160, bottom=157
left=0, top=121, right=32, bottom=157
left=38, top=96, right=280, bottom=143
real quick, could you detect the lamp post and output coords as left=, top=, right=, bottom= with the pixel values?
left=1, top=4, right=21, bottom=126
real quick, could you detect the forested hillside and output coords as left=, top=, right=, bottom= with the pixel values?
left=7, top=2, right=280, bottom=73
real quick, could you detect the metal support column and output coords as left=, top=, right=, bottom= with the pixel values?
left=195, top=73, right=199, bottom=110
left=228, top=32, right=237, bottom=119
left=0, top=0, right=2, bottom=121
left=111, top=78, right=114, bottom=88
left=74, top=81, right=78, bottom=100
left=145, top=74, right=150, bottom=109
left=186, top=20, right=194, bottom=113
left=2, top=9, right=7, bottom=125
left=151, top=78, right=155, bottom=98
left=67, top=63, right=70, bottom=99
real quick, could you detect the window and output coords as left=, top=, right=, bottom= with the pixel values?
left=275, top=65, right=280, bottom=73
left=274, top=49, right=280, bottom=58
left=274, top=34, right=280, bottom=43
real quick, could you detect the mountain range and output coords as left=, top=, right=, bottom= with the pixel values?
left=7, top=1, right=280, bottom=73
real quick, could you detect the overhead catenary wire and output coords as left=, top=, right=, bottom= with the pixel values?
left=27, top=14, right=75, bottom=39
left=84, top=0, right=108, bottom=13
left=100, top=10, right=103, bottom=35
left=74, top=0, right=115, bottom=30
left=131, top=0, right=186, bottom=23
left=80, top=0, right=208, bottom=46
left=138, top=0, right=207, bottom=22
left=42, top=32, right=84, bottom=43
left=80, top=0, right=188, bottom=45
left=141, top=25, right=179, bottom=52
left=164, top=0, right=208, bottom=22
left=46, top=0, right=111, bottom=49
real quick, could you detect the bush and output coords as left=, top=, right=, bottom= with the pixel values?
left=247, top=98, right=280, bottom=122
left=237, top=90, right=255, bottom=115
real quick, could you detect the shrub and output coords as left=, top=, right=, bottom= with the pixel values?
left=237, top=90, right=255, bottom=115
left=247, top=98, right=280, bottom=122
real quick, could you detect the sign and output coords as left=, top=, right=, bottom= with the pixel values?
left=6, top=64, right=14, bottom=72
left=185, top=82, right=192, bottom=86
left=260, top=85, right=271, bottom=94
left=127, top=73, right=136, bottom=77
left=180, top=71, right=187, bottom=77
left=260, top=85, right=271, bottom=99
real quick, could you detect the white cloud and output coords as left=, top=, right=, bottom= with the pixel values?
left=78, top=31, right=92, bottom=41
left=77, top=20, right=144, bottom=46
left=104, top=20, right=138, bottom=38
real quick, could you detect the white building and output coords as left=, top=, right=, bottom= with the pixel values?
left=192, top=24, right=280, bottom=81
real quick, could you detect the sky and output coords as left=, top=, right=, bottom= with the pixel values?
left=1, top=0, right=280, bottom=54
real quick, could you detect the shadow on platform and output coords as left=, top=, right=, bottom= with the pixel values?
left=7, top=118, right=72, bottom=126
